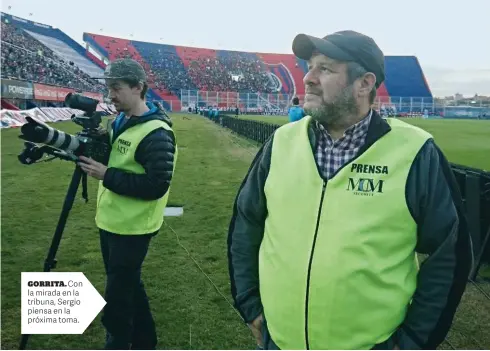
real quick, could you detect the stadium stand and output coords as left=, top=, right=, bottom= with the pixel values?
left=1, top=11, right=434, bottom=113
left=383, top=56, right=434, bottom=112
left=1, top=13, right=103, bottom=78
left=131, top=40, right=196, bottom=95
left=1, top=19, right=105, bottom=94
left=85, top=32, right=433, bottom=110
left=384, top=56, right=433, bottom=98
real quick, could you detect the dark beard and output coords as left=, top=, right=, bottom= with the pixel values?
left=304, top=85, right=359, bottom=126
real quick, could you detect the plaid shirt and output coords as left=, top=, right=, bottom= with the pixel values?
left=313, top=110, right=372, bottom=180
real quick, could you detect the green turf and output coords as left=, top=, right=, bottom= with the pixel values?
left=1, top=114, right=489, bottom=349
left=238, top=115, right=490, bottom=171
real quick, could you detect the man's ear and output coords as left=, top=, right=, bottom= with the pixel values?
left=132, top=82, right=143, bottom=95
left=358, top=72, right=376, bottom=99
left=140, top=82, right=145, bottom=94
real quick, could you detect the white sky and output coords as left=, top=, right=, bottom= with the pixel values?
left=2, top=0, right=490, bottom=97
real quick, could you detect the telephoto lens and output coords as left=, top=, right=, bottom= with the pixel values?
left=19, top=117, right=81, bottom=154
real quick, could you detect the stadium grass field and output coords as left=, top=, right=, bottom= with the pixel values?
left=238, top=114, right=490, bottom=171
left=1, top=113, right=489, bottom=350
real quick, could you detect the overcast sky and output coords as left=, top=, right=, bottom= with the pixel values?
left=2, top=0, right=489, bottom=97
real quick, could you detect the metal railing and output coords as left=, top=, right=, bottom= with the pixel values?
left=180, top=89, right=490, bottom=119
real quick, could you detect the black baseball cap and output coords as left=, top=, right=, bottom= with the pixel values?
left=91, top=58, right=147, bottom=83
left=292, top=30, right=385, bottom=88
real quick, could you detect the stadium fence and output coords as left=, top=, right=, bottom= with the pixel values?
left=1, top=76, right=489, bottom=119
left=180, top=89, right=490, bottom=119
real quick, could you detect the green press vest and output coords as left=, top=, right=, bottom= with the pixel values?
left=96, top=119, right=177, bottom=235
left=259, top=116, right=431, bottom=350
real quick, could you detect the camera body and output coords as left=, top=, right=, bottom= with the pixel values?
left=67, top=93, right=111, bottom=164
left=73, top=128, right=111, bottom=165
left=18, top=93, right=111, bottom=165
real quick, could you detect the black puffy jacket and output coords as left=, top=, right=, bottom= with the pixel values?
left=101, top=106, right=176, bottom=201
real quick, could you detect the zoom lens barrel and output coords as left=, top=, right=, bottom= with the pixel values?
left=64, top=93, right=99, bottom=114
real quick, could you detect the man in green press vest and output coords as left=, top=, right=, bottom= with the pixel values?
left=79, top=58, right=177, bottom=349
left=227, top=31, right=472, bottom=350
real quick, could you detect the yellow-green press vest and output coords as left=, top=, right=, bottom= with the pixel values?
left=96, top=119, right=177, bottom=235
left=260, top=116, right=431, bottom=350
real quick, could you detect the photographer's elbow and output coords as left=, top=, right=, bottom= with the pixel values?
left=151, top=183, right=170, bottom=200
left=135, top=176, right=171, bottom=200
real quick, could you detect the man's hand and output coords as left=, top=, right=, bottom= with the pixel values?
left=248, top=313, right=264, bottom=348
left=78, top=156, right=107, bottom=180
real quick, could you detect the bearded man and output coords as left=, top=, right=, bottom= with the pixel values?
left=227, top=30, right=472, bottom=350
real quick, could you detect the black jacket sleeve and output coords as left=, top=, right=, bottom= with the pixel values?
left=227, top=136, right=273, bottom=323
left=102, top=127, right=176, bottom=200
left=395, top=139, right=473, bottom=349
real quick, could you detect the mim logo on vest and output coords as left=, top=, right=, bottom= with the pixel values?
left=347, top=164, right=387, bottom=196
left=347, top=178, right=384, bottom=196
left=117, top=139, right=131, bottom=155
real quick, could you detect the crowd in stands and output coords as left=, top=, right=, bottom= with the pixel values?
left=142, top=50, right=195, bottom=95
left=1, top=20, right=277, bottom=101
left=107, top=45, right=135, bottom=62
left=187, top=53, right=274, bottom=93
left=102, top=41, right=275, bottom=96
left=1, top=22, right=105, bottom=93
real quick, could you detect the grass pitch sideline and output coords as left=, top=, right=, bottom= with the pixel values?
left=238, top=115, right=490, bottom=171
left=1, top=113, right=489, bottom=349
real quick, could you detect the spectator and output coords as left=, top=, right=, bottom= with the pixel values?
left=288, top=96, right=305, bottom=122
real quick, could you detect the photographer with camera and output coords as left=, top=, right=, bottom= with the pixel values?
left=78, top=58, right=177, bottom=350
